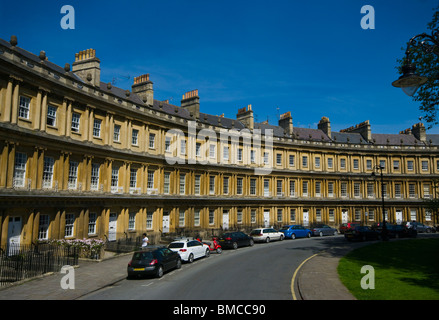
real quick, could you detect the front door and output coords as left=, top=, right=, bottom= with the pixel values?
left=222, top=210, right=229, bottom=230
left=395, top=210, right=403, bottom=225
left=303, top=210, right=309, bottom=227
left=7, top=217, right=22, bottom=255
left=342, top=209, right=348, bottom=224
left=108, top=213, right=117, bottom=241
left=264, top=210, right=270, bottom=227
left=162, top=212, right=170, bottom=233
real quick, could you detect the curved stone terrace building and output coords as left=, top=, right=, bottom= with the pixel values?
left=0, top=36, right=438, bottom=248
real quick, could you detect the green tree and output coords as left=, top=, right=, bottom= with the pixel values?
left=396, top=6, right=439, bottom=129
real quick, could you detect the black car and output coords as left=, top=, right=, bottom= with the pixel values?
left=344, top=226, right=379, bottom=242
left=386, top=224, right=417, bottom=238
left=127, top=246, right=181, bottom=278
left=218, top=232, right=254, bottom=249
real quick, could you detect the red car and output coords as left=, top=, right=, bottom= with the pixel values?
left=339, top=222, right=360, bottom=234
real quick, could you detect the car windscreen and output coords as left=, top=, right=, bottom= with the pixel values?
left=132, top=252, right=153, bottom=260
left=168, top=243, right=185, bottom=249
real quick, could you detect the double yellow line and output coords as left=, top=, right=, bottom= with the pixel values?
left=290, top=252, right=322, bottom=300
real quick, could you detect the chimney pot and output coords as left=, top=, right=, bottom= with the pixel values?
left=236, top=104, right=254, bottom=129
left=181, top=89, right=200, bottom=118
left=131, top=74, right=154, bottom=105
left=72, top=48, right=101, bottom=86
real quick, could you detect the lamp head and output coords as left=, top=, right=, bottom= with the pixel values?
left=392, top=63, right=428, bottom=96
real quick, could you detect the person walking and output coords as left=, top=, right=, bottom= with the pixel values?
left=141, top=233, right=149, bottom=248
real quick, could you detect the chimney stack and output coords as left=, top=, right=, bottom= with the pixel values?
left=340, top=120, right=372, bottom=142
left=278, top=111, right=293, bottom=136
left=411, top=122, right=426, bottom=142
left=318, top=116, right=331, bottom=138
left=72, top=49, right=100, bottom=87
left=236, top=104, right=254, bottom=130
left=132, top=74, right=154, bottom=105
left=181, top=89, right=200, bottom=119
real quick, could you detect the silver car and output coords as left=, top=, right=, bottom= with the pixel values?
left=249, top=228, right=285, bottom=243
left=311, top=224, right=338, bottom=237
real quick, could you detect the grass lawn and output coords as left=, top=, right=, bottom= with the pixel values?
left=337, top=238, right=439, bottom=300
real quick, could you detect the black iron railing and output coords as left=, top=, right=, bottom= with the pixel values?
left=0, top=243, right=78, bottom=287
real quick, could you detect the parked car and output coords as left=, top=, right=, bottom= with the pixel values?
left=386, top=224, right=417, bottom=239
left=168, top=239, right=210, bottom=262
left=310, top=224, right=338, bottom=237
left=127, top=246, right=181, bottom=278
left=218, top=232, right=254, bottom=249
left=339, top=222, right=361, bottom=234
left=279, top=225, right=312, bottom=239
left=344, top=226, right=379, bottom=242
left=250, top=228, right=285, bottom=243
left=406, top=222, right=435, bottom=233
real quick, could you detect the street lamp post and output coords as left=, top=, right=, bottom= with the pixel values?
left=392, top=29, right=439, bottom=96
left=372, top=165, right=389, bottom=241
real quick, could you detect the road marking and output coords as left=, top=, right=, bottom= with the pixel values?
left=291, top=252, right=322, bottom=300
left=141, top=283, right=153, bottom=287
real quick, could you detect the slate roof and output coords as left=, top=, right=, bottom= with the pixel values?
left=0, top=38, right=83, bottom=83
left=293, top=127, right=331, bottom=142
left=1, top=37, right=438, bottom=147
left=371, top=133, right=421, bottom=146
left=331, top=132, right=367, bottom=144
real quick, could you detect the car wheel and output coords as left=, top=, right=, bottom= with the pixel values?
left=205, top=249, right=210, bottom=257
left=232, top=242, right=238, bottom=250
left=319, top=231, right=323, bottom=237
left=265, top=237, right=270, bottom=243
left=292, top=233, right=296, bottom=240
left=156, top=265, right=164, bottom=278
left=188, top=253, right=194, bottom=263
left=249, top=239, right=254, bottom=246
left=176, top=258, right=182, bottom=269
left=307, top=232, right=311, bottom=238
left=280, top=235, right=284, bottom=241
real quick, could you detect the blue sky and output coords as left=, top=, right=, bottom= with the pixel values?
left=1, top=0, right=438, bottom=133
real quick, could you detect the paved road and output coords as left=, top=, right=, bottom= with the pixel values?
left=80, top=235, right=344, bottom=300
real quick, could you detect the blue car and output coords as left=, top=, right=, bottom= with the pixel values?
left=279, top=225, right=312, bottom=239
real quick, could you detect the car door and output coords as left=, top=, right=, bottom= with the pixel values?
left=238, top=232, right=248, bottom=246
left=270, top=228, right=280, bottom=240
left=157, top=248, right=171, bottom=271
left=187, top=241, right=196, bottom=258
left=195, top=241, right=205, bottom=258
left=164, top=248, right=178, bottom=269
left=297, top=226, right=305, bottom=237
left=191, top=240, right=204, bottom=258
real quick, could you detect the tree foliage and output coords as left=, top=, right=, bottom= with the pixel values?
left=396, top=6, right=439, bottom=129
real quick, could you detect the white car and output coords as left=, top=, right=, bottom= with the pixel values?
left=168, top=239, right=210, bottom=262
left=249, top=228, right=285, bottom=243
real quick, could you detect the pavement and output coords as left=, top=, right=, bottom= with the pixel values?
left=0, top=243, right=357, bottom=301
left=295, top=243, right=360, bottom=300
